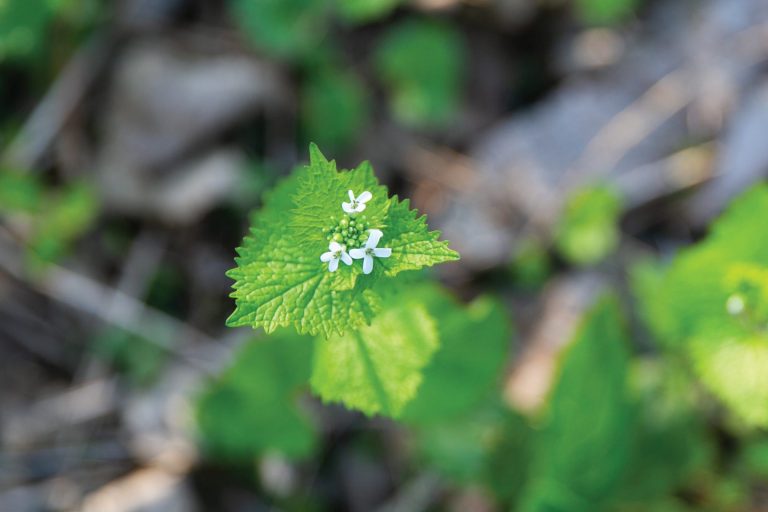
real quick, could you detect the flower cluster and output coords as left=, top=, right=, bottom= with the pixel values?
left=320, top=190, right=391, bottom=274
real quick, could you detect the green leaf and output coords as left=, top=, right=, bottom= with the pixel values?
left=230, top=0, right=330, bottom=60
left=335, top=0, right=402, bottom=23
left=555, top=185, right=621, bottom=266
left=0, top=0, right=51, bottom=61
left=520, top=296, right=631, bottom=510
left=634, top=185, right=768, bottom=427
left=28, top=181, right=99, bottom=265
left=0, top=169, right=43, bottom=214
left=196, top=331, right=316, bottom=460
left=614, top=360, right=713, bottom=504
left=227, top=144, right=458, bottom=337
left=413, top=401, right=514, bottom=484
left=91, top=327, right=168, bottom=387
left=374, top=19, right=464, bottom=128
left=401, top=288, right=511, bottom=424
left=310, top=293, right=439, bottom=417
left=576, top=0, right=641, bottom=25
left=510, top=238, right=552, bottom=289
left=302, top=67, right=369, bottom=151
left=690, top=330, right=768, bottom=428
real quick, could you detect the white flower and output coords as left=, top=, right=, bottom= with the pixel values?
left=342, top=190, right=372, bottom=214
left=350, top=229, right=391, bottom=274
left=320, top=241, right=353, bottom=272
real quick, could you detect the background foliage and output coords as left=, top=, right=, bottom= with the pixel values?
left=1, top=0, right=768, bottom=510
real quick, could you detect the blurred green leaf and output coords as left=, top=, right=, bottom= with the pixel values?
left=0, top=0, right=51, bottom=61
left=196, top=331, right=317, bottom=461
left=634, top=185, right=768, bottom=427
left=575, top=0, right=640, bottom=25
left=374, top=19, right=464, bottom=129
left=413, top=401, right=513, bottom=484
left=335, top=0, right=401, bottom=23
left=555, top=185, right=621, bottom=266
left=520, top=296, right=631, bottom=511
left=510, top=238, right=552, bottom=289
left=482, top=407, right=535, bottom=505
left=614, top=360, right=713, bottom=505
left=28, top=181, right=98, bottom=264
left=741, top=438, right=768, bottom=481
left=231, top=0, right=331, bottom=60
left=0, top=169, right=43, bottom=214
left=401, top=289, right=511, bottom=424
left=302, top=68, right=369, bottom=151
left=92, top=328, right=168, bottom=387
left=689, top=330, right=768, bottom=428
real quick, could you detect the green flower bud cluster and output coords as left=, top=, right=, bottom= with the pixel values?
left=325, top=214, right=370, bottom=249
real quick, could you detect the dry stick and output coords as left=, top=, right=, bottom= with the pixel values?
left=0, top=226, right=219, bottom=376
left=1, top=32, right=113, bottom=171
left=567, top=20, right=768, bottom=190
left=516, top=19, right=768, bottom=245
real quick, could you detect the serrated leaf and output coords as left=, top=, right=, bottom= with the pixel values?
left=401, top=287, right=511, bottom=424
left=310, top=295, right=439, bottom=417
left=520, top=296, right=631, bottom=510
left=227, top=144, right=458, bottom=337
left=379, top=196, right=460, bottom=276
left=196, top=331, right=316, bottom=460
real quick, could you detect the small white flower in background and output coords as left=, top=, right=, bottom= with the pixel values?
left=320, top=241, right=353, bottom=272
left=342, top=190, right=372, bottom=214
left=350, top=229, right=392, bottom=274
left=726, top=294, right=746, bottom=316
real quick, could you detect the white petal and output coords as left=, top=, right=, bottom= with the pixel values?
left=320, top=251, right=334, bottom=262
left=373, top=247, right=392, bottom=258
left=357, top=191, right=372, bottom=203
left=349, top=248, right=366, bottom=259
left=329, top=258, right=340, bottom=272
left=356, top=203, right=366, bottom=212
left=363, top=255, right=374, bottom=274
left=348, top=190, right=355, bottom=201
left=342, top=202, right=355, bottom=213
left=329, top=241, right=342, bottom=252
left=341, top=251, right=353, bottom=265
left=366, top=229, right=383, bottom=248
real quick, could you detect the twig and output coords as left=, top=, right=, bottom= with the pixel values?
left=0, top=225, right=220, bottom=375
left=1, top=32, right=114, bottom=171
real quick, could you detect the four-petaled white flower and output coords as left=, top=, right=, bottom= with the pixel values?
left=342, top=190, right=372, bottom=214
left=320, top=241, right=353, bottom=272
left=349, top=229, right=392, bottom=275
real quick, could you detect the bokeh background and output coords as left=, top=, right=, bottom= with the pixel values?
left=2, top=0, right=768, bottom=510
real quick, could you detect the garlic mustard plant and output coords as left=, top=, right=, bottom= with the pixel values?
left=227, top=144, right=459, bottom=338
